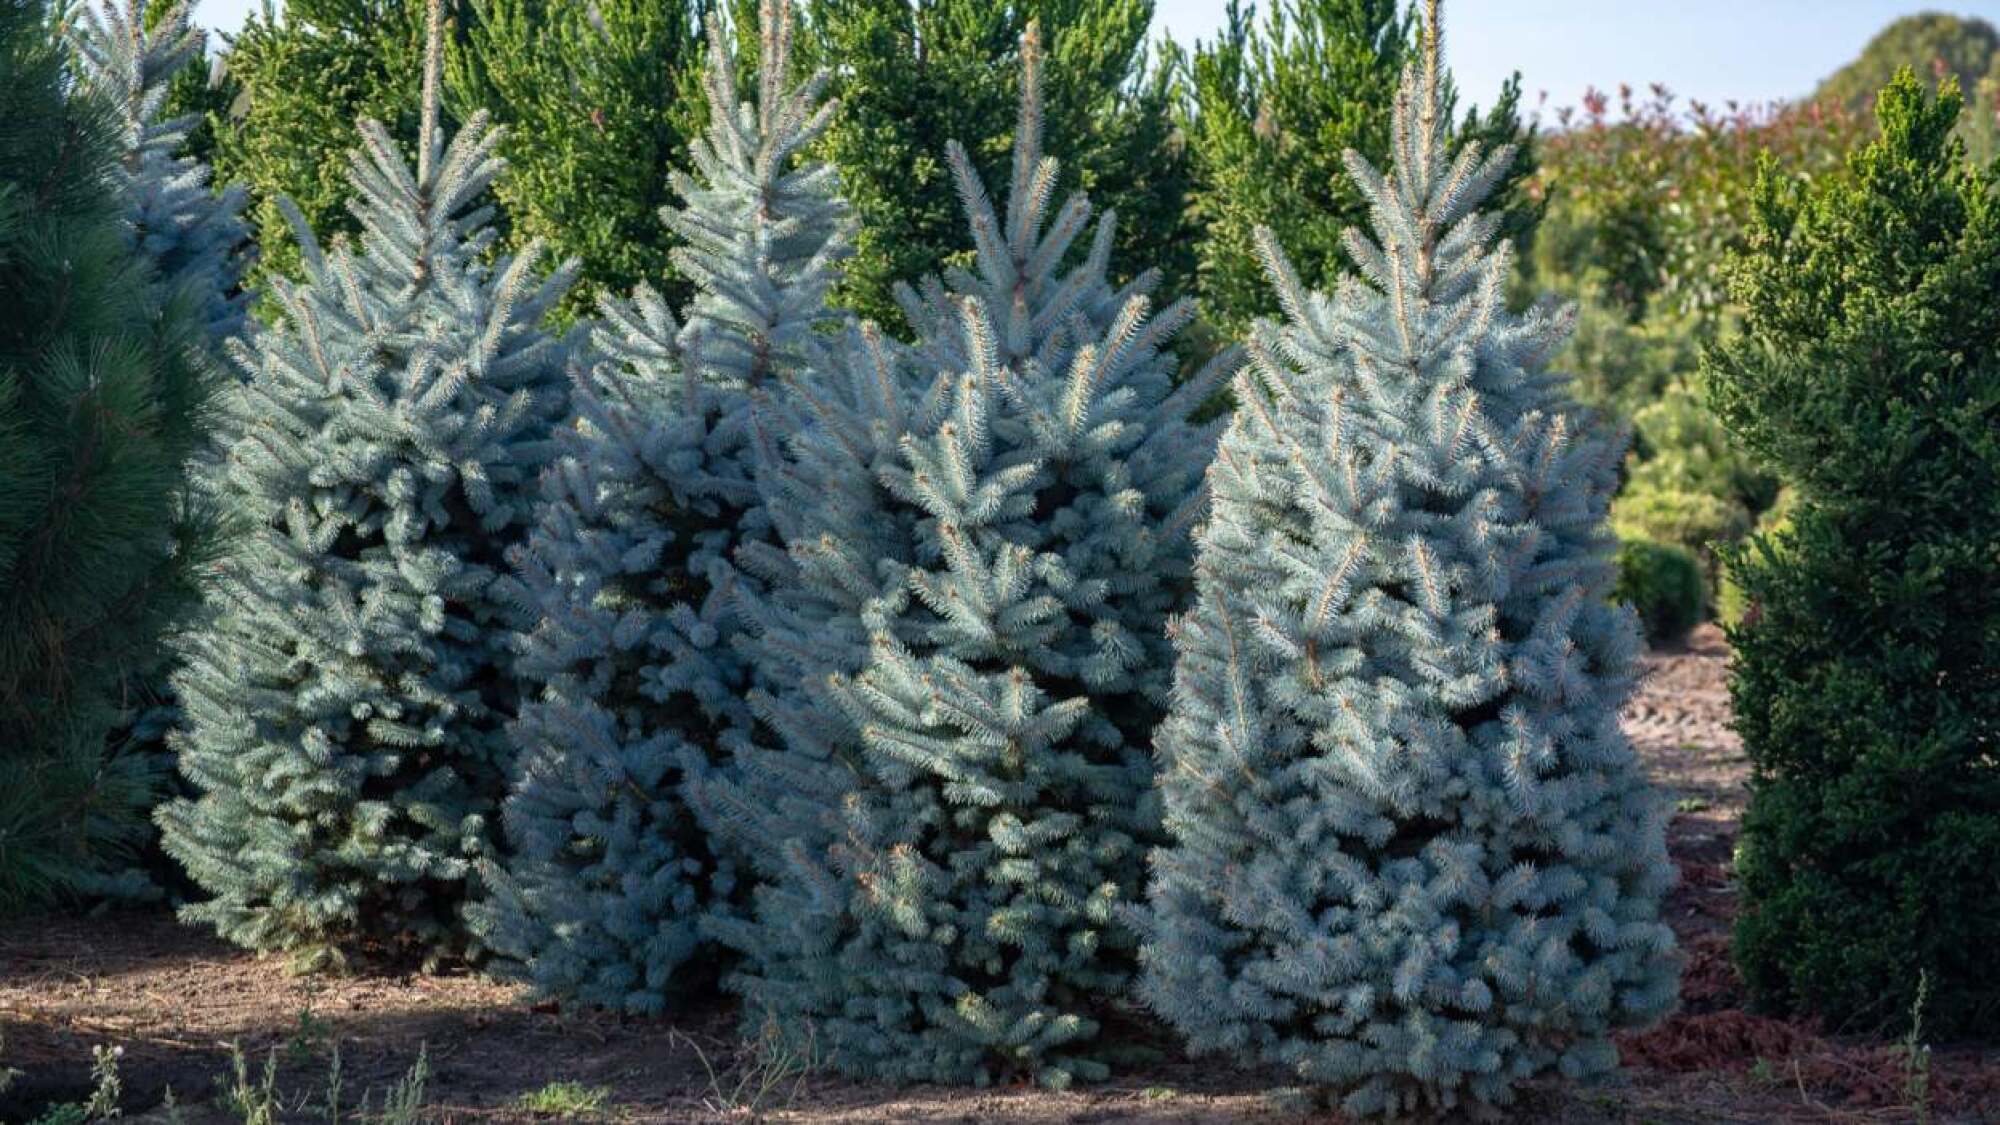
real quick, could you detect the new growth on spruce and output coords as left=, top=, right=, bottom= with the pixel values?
left=692, top=26, right=1235, bottom=1088
left=1135, top=11, right=1678, bottom=1116
left=466, top=0, right=850, bottom=1014
left=158, top=0, right=576, bottom=967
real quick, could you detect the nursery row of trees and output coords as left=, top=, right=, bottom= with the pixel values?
left=164, top=0, right=2000, bottom=648
left=168, top=0, right=1539, bottom=333
left=2, top=0, right=1995, bottom=1114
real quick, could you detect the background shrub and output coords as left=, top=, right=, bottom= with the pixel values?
left=1614, top=538, right=1706, bottom=645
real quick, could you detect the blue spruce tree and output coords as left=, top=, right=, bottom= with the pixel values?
left=464, top=0, right=851, bottom=1014
left=66, top=0, right=252, bottom=903
left=157, top=1, right=576, bottom=968
left=691, top=26, right=1235, bottom=1088
left=70, top=0, right=249, bottom=355
left=1133, top=15, right=1679, bottom=1118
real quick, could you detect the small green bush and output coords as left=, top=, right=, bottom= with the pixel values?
left=1627, top=383, right=1778, bottom=513
left=1614, top=538, right=1706, bottom=644
left=1716, top=489, right=1795, bottom=627
left=1611, top=484, right=1750, bottom=566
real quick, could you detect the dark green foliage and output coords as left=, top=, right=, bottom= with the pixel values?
left=1173, top=0, right=1538, bottom=338
left=198, top=0, right=1178, bottom=330
left=1613, top=538, right=1704, bottom=645
left=788, top=0, right=1188, bottom=329
left=444, top=0, right=712, bottom=320
left=1707, top=70, right=2000, bottom=1036
left=0, top=0, right=219, bottom=910
left=197, top=0, right=436, bottom=293
left=193, top=0, right=712, bottom=319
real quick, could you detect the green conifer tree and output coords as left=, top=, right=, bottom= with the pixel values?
left=193, top=0, right=713, bottom=319
left=691, top=28, right=1233, bottom=1086
left=1706, top=71, right=2000, bottom=1036
left=195, top=0, right=438, bottom=295
left=789, top=0, right=1188, bottom=330
left=0, top=0, right=219, bottom=910
left=1135, top=14, right=1677, bottom=1116
left=157, top=2, right=576, bottom=967
left=1175, top=0, right=1538, bottom=339
left=466, top=0, right=850, bottom=1014
left=444, top=0, right=713, bottom=320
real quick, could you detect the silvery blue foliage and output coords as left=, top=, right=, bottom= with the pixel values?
left=69, top=0, right=249, bottom=353
left=157, top=103, right=576, bottom=967
left=464, top=0, right=851, bottom=1014
left=66, top=1, right=252, bottom=906
left=691, top=38, right=1236, bottom=1088
left=1133, top=60, right=1679, bottom=1118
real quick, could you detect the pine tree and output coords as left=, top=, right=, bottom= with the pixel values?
left=1134, top=15, right=1677, bottom=1117
left=0, top=0, right=219, bottom=909
left=788, top=0, right=1189, bottom=330
left=1706, top=71, right=2000, bottom=1036
left=466, top=0, right=849, bottom=1014
left=692, top=28, right=1232, bottom=1086
left=1174, top=0, right=1539, bottom=339
left=157, top=3, right=576, bottom=967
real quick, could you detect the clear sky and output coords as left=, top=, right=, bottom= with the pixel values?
left=195, top=0, right=2000, bottom=116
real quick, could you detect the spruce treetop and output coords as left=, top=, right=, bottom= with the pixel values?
left=663, top=0, right=848, bottom=393
left=68, top=0, right=249, bottom=350
left=1174, top=0, right=1539, bottom=337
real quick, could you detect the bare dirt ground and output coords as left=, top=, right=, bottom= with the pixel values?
left=4, top=625, right=1997, bottom=1123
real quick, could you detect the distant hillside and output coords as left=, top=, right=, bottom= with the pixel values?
left=1816, top=11, right=1999, bottom=107
left=1815, top=11, right=1999, bottom=158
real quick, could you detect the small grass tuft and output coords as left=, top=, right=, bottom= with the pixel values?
left=1901, top=971, right=1933, bottom=1125
left=675, top=1011, right=820, bottom=1119
left=515, top=1080, right=614, bottom=1119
